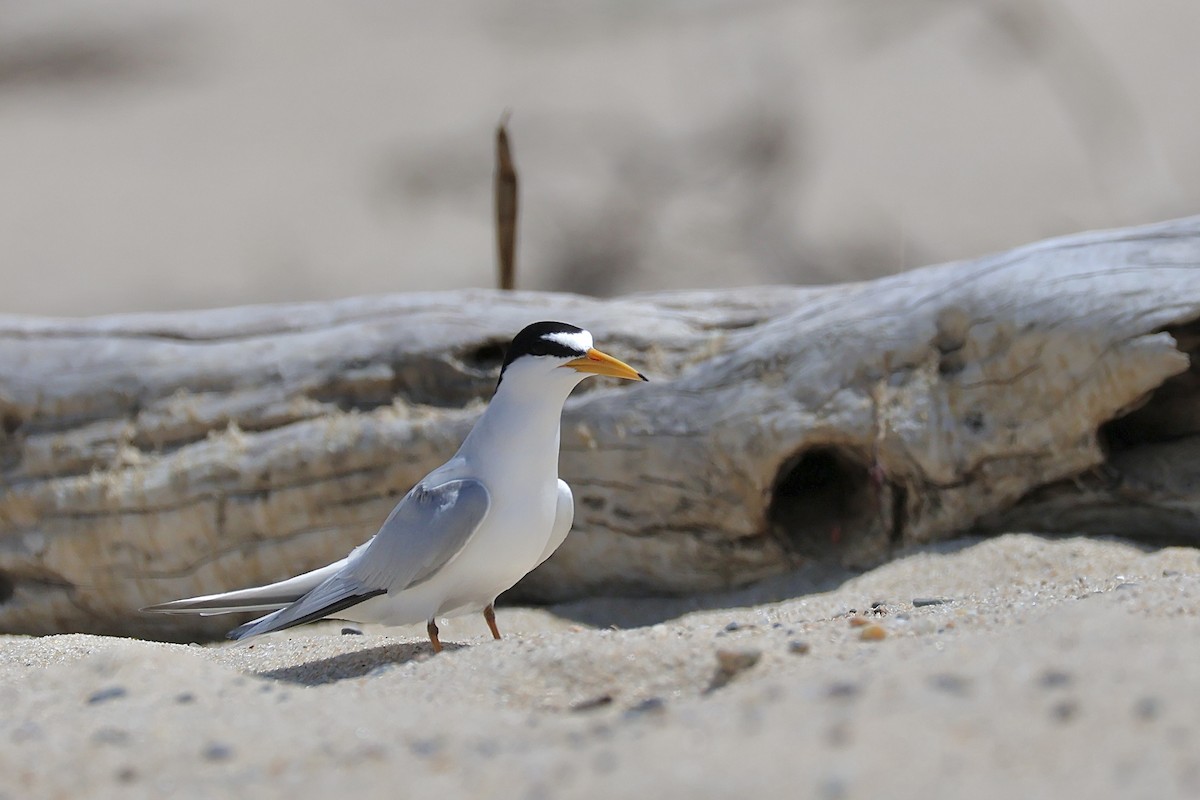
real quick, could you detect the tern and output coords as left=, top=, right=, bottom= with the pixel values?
left=143, top=321, right=646, bottom=651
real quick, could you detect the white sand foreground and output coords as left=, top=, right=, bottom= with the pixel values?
left=2, top=533, right=1199, bottom=799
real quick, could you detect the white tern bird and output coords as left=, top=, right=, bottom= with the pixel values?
left=143, top=321, right=646, bottom=652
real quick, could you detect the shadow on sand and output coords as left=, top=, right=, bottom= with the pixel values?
left=254, top=641, right=465, bottom=686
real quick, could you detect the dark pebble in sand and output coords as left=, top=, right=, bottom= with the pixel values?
left=1040, top=670, right=1073, bottom=689
left=788, top=640, right=811, bottom=655
left=174, top=692, right=195, bottom=704
left=827, top=682, right=860, bottom=699
left=715, top=648, right=761, bottom=675
left=705, top=648, right=762, bottom=693
left=571, top=694, right=615, bottom=712
left=202, top=742, right=235, bottom=762
left=1050, top=700, right=1079, bottom=722
left=342, top=627, right=363, bottom=635
left=913, top=598, right=949, bottom=607
left=410, top=738, right=444, bottom=758
left=624, top=697, right=666, bottom=719
left=87, top=686, right=128, bottom=705
left=929, top=674, right=971, bottom=696
left=1134, top=696, right=1161, bottom=721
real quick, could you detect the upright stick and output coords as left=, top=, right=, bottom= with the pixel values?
left=494, top=115, right=518, bottom=291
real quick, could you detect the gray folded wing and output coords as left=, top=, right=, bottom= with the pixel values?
left=228, top=478, right=491, bottom=639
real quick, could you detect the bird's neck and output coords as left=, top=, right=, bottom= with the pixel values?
left=457, top=376, right=580, bottom=483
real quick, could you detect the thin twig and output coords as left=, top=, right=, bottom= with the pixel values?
left=494, top=113, right=518, bottom=291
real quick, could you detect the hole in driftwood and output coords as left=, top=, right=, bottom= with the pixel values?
left=0, top=570, right=14, bottom=605
left=1, top=412, right=20, bottom=436
left=1100, top=319, right=1200, bottom=451
left=767, top=446, right=875, bottom=559
left=460, top=340, right=507, bottom=371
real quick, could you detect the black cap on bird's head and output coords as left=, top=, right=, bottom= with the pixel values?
left=498, top=321, right=647, bottom=385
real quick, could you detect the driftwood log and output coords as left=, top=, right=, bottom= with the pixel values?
left=3, top=217, right=1200, bottom=639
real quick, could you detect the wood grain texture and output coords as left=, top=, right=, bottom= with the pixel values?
left=3, top=218, right=1200, bottom=638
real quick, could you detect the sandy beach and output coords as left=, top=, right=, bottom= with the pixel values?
left=3, top=533, right=1198, bottom=799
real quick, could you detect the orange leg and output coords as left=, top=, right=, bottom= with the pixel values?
left=484, top=603, right=502, bottom=640
left=426, top=619, right=442, bottom=653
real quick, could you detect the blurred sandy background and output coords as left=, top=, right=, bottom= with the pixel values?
left=1, top=0, right=1197, bottom=316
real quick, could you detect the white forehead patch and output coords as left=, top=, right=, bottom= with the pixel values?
left=544, top=329, right=593, bottom=353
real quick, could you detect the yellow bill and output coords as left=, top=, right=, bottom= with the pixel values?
left=562, top=348, right=647, bottom=381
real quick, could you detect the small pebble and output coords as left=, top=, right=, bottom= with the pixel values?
left=859, top=624, right=886, bottom=641
left=571, top=694, right=614, bottom=712
left=87, top=686, right=128, bottom=705
left=1134, top=696, right=1160, bottom=721
left=707, top=648, right=763, bottom=692
left=929, top=674, right=971, bottom=696
left=174, top=692, right=195, bottom=705
left=1049, top=700, right=1079, bottom=723
left=202, top=742, right=235, bottom=762
left=341, top=627, right=363, bottom=636
left=715, top=648, right=762, bottom=674
left=1115, top=582, right=1140, bottom=591
left=827, top=682, right=859, bottom=699
left=847, top=617, right=869, bottom=628
left=724, top=621, right=743, bottom=633
left=624, top=697, right=666, bottom=719
left=788, top=640, right=811, bottom=655
left=410, top=738, right=443, bottom=758
left=913, top=597, right=950, bottom=607
left=1040, top=670, right=1072, bottom=689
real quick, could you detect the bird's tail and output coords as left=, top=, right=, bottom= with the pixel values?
left=140, top=558, right=349, bottom=617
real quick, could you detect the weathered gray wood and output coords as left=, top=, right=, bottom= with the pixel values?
left=3, top=217, right=1200, bottom=639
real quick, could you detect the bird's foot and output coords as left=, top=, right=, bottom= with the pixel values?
left=427, top=619, right=443, bottom=653
left=484, top=603, right=502, bottom=640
